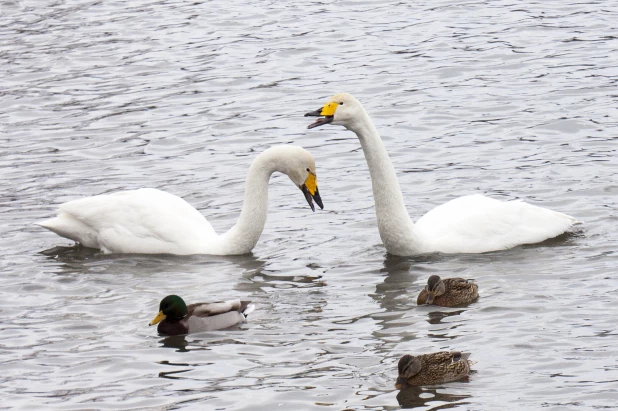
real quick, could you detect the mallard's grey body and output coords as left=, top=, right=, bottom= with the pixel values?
left=150, top=296, right=255, bottom=336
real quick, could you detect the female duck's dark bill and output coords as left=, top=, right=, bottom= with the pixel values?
left=301, top=185, right=324, bottom=212
left=305, top=109, right=333, bottom=129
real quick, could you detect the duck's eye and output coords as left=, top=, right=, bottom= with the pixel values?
left=339, top=102, right=344, bottom=105
left=306, top=168, right=310, bottom=172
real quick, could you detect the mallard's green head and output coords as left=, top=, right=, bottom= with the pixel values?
left=149, top=295, right=188, bottom=326
left=425, top=275, right=445, bottom=305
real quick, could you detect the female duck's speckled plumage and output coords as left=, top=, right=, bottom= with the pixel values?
left=396, top=351, right=474, bottom=387
left=149, top=295, right=255, bottom=336
left=417, top=275, right=479, bottom=307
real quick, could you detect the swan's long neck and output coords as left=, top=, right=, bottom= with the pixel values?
left=216, top=153, right=274, bottom=255
left=348, top=110, right=423, bottom=255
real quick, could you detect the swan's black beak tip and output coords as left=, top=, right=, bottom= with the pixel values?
left=313, top=187, right=324, bottom=210
left=301, top=184, right=323, bottom=212
left=305, top=109, right=322, bottom=117
left=305, top=108, right=333, bottom=129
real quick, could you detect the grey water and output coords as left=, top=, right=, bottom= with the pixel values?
left=1, top=0, right=617, bottom=409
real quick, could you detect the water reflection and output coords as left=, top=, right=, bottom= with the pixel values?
left=39, top=244, right=269, bottom=279
left=521, top=231, right=582, bottom=249
left=396, top=385, right=472, bottom=409
left=157, top=360, right=194, bottom=380
left=371, top=254, right=417, bottom=313
left=158, top=368, right=191, bottom=380
left=39, top=244, right=328, bottom=296
left=238, top=271, right=326, bottom=292
left=425, top=310, right=466, bottom=325
left=40, top=245, right=102, bottom=261
left=372, top=253, right=447, bottom=313
left=159, top=335, right=189, bottom=352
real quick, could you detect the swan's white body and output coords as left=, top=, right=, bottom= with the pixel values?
left=39, top=146, right=322, bottom=255
left=307, top=93, right=577, bottom=256
left=413, top=194, right=574, bottom=254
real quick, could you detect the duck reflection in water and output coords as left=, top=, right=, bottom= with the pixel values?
left=159, top=335, right=189, bottom=352
left=396, top=385, right=472, bottom=409
left=425, top=309, right=466, bottom=326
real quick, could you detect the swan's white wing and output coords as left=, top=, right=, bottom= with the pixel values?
left=39, top=188, right=216, bottom=254
left=185, top=300, right=252, bottom=332
left=415, top=194, right=576, bottom=254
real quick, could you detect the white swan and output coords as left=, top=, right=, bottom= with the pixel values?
left=38, top=145, right=323, bottom=255
left=305, top=93, right=577, bottom=256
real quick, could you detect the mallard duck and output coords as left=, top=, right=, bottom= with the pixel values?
left=38, top=145, right=323, bottom=255
left=417, top=275, right=479, bottom=307
left=305, top=93, right=578, bottom=256
left=149, top=295, right=255, bottom=335
left=395, top=351, right=474, bottom=388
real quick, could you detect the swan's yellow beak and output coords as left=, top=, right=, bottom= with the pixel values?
left=149, top=311, right=166, bottom=326
left=301, top=173, right=323, bottom=212
left=305, top=102, right=338, bottom=129
left=305, top=173, right=317, bottom=194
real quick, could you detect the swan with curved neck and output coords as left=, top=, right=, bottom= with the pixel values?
left=306, top=93, right=577, bottom=256
left=39, top=145, right=323, bottom=255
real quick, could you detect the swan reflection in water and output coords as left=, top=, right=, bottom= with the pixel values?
left=369, top=254, right=445, bottom=330
left=371, top=254, right=444, bottom=312
left=39, top=244, right=269, bottom=277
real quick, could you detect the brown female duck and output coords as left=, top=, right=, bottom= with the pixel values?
left=395, top=351, right=474, bottom=388
left=417, top=275, right=478, bottom=307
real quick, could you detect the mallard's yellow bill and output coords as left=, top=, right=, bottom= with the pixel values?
left=149, top=311, right=166, bottom=326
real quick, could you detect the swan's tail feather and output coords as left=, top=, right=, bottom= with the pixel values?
left=38, top=216, right=72, bottom=238
left=518, top=203, right=580, bottom=243
left=37, top=218, right=55, bottom=230
left=559, top=211, right=579, bottom=225
left=37, top=213, right=98, bottom=248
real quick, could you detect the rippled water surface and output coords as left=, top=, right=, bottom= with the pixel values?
left=2, top=0, right=618, bottom=409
